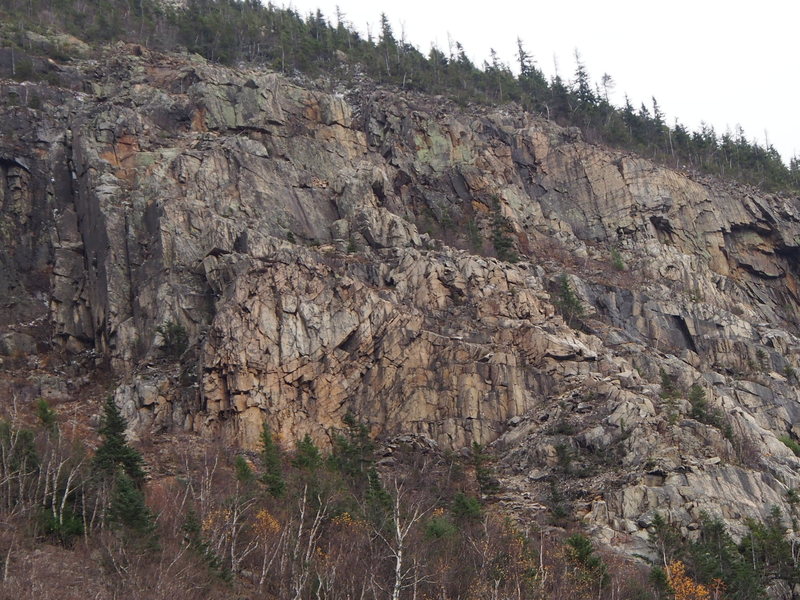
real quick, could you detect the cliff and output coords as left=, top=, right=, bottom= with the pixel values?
left=2, top=42, right=800, bottom=561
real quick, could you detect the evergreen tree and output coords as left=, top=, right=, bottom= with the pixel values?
left=108, top=470, right=155, bottom=536
left=292, top=433, right=322, bottom=471
left=739, top=507, right=799, bottom=586
left=259, top=422, right=285, bottom=497
left=690, top=515, right=764, bottom=600
left=572, top=50, right=595, bottom=107
left=182, top=509, right=230, bottom=581
left=565, top=533, right=610, bottom=591
left=234, top=455, right=255, bottom=484
left=36, top=398, right=58, bottom=435
left=471, top=442, right=499, bottom=495
left=364, top=467, right=392, bottom=525
left=451, top=492, right=482, bottom=522
left=93, top=397, right=145, bottom=485
left=378, top=12, right=396, bottom=77
left=555, top=274, right=584, bottom=328
left=330, top=411, right=375, bottom=480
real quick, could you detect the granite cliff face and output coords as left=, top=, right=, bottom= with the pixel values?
left=3, top=43, right=800, bottom=557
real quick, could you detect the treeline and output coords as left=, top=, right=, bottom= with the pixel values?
left=3, top=0, right=799, bottom=193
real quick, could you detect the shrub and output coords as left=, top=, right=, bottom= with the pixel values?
left=490, top=204, right=518, bottom=263
left=424, top=515, right=458, bottom=539
left=610, top=247, right=626, bottom=271
left=156, top=320, right=188, bottom=358
left=779, top=435, right=800, bottom=457
left=451, top=492, right=482, bottom=522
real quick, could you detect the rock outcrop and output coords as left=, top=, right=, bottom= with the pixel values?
left=2, top=42, right=800, bottom=558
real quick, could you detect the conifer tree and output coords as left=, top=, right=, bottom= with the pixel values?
left=364, top=467, right=392, bottom=525
left=108, top=470, right=155, bottom=536
left=36, top=398, right=58, bottom=435
left=259, top=422, right=285, bottom=497
left=93, top=396, right=145, bottom=485
left=329, top=411, right=374, bottom=479
left=292, top=433, right=322, bottom=471
left=234, top=455, right=255, bottom=484
left=555, top=274, right=585, bottom=328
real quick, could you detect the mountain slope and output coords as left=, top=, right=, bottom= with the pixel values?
left=2, top=40, right=800, bottom=577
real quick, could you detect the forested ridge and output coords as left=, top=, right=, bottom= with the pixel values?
left=2, top=0, right=799, bottom=193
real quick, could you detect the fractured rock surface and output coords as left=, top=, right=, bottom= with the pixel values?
left=2, top=43, right=800, bottom=554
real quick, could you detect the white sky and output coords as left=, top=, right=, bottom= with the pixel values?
left=283, top=0, right=799, bottom=164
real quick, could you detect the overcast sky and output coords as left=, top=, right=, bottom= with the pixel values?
left=283, top=0, right=798, bottom=164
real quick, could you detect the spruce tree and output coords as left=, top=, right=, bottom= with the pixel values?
left=292, top=434, right=322, bottom=471
left=364, top=467, right=392, bottom=525
left=93, top=397, right=145, bottom=485
left=555, top=274, right=584, bottom=328
left=234, top=455, right=255, bottom=484
left=259, top=422, right=285, bottom=497
left=108, top=470, right=155, bottom=536
left=36, top=398, right=58, bottom=435
left=329, top=411, right=374, bottom=479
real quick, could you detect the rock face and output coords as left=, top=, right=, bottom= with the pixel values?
left=3, top=43, right=800, bottom=556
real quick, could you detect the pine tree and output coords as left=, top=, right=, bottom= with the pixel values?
left=36, top=398, right=58, bottom=435
left=292, top=433, right=322, bottom=471
left=572, top=50, right=595, bottom=107
left=108, top=470, right=155, bottom=536
left=93, top=397, right=145, bottom=485
left=364, top=467, right=392, bottom=525
left=329, top=411, right=374, bottom=479
left=259, top=422, right=285, bottom=497
left=555, top=274, right=584, bottom=328
left=566, top=533, right=610, bottom=592
left=471, top=442, right=499, bottom=495
left=234, top=455, right=255, bottom=484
